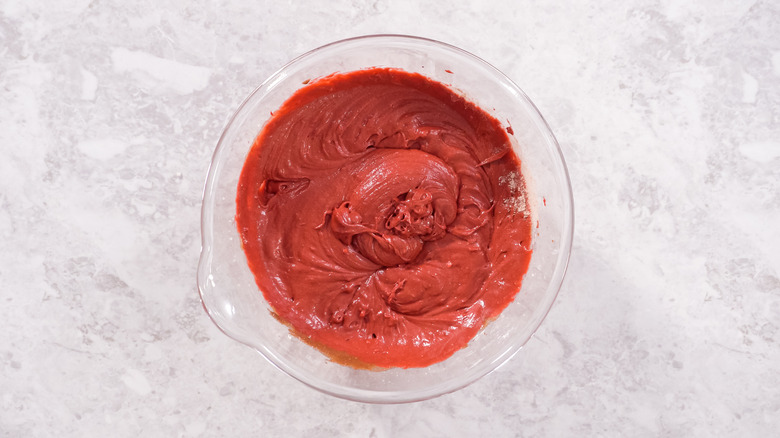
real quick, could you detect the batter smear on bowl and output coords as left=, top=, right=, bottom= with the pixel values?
left=236, top=68, right=533, bottom=369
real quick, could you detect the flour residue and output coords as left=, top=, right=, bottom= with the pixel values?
left=499, top=171, right=530, bottom=217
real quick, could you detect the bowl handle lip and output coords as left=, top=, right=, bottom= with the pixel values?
left=196, top=246, right=235, bottom=340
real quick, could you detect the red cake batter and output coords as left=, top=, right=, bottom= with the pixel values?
left=236, top=68, right=533, bottom=368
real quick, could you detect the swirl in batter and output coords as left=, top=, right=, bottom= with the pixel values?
left=236, top=68, right=533, bottom=368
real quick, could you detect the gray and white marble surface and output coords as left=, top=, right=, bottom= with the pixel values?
left=1, top=0, right=778, bottom=436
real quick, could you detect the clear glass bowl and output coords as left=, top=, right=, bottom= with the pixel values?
left=197, top=35, right=573, bottom=403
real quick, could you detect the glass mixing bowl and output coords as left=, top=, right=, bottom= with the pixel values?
left=197, top=34, right=573, bottom=403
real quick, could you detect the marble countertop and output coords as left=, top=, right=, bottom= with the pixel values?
left=1, top=0, right=778, bottom=436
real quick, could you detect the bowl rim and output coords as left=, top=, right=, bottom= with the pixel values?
left=197, top=33, right=574, bottom=403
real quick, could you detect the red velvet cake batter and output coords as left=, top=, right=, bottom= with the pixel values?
left=236, top=68, right=533, bottom=368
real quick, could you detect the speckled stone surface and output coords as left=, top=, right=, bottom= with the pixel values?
left=1, top=0, right=778, bottom=436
